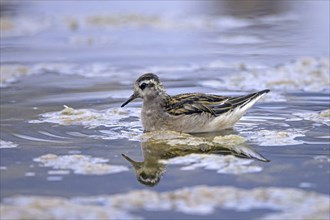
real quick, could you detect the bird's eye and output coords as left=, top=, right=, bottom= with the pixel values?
left=139, top=82, right=147, bottom=90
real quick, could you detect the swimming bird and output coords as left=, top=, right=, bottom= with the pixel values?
left=121, top=73, right=269, bottom=133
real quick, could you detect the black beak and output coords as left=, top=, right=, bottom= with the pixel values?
left=121, top=93, right=138, bottom=107
left=121, top=154, right=142, bottom=169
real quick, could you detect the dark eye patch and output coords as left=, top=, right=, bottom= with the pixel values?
left=139, top=82, right=147, bottom=90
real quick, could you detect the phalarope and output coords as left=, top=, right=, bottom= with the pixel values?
left=121, top=73, right=269, bottom=133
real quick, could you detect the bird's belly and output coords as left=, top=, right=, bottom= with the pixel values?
left=142, top=109, right=242, bottom=133
left=141, top=108, right=169, bottom=132
left=175, top=114, right=234, bottom=133
left=182, top=110, right=245, bottom=133
left=165, top=113, right=233, bottom=133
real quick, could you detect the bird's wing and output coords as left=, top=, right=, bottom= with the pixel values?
left=165, top=93, right=226, bottom=116
left=211, top=89, right=270, bottom=115
left=166, top=90, right=270, bottom=116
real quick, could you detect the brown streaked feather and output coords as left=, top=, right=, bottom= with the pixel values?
left=167, top=102, right=216, bottom=116
left=165, top=90, right=269, bottom=116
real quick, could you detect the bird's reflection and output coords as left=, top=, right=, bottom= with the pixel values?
left=191, top=0, right=289, bottom=18
left=122, top=130, right=269, bottom=187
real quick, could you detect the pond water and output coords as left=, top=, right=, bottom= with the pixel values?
left=0, top=1, right=329, bottom=219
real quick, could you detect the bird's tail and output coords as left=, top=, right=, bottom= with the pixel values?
left=213, top=89, right=270, bottom=115
left=230, top=89, right=270, bottom=109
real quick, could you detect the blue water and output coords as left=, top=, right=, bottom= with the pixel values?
left=1, top=1, right=329, bottom=219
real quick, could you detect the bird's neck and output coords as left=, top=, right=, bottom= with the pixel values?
left=142, top=91, right=172, bottom=111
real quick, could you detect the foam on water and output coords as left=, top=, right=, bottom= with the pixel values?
left=293, top=109, right=330, bottom=126
left=0, top=140, right=18, bottom=149
left=33, top=154, right=128, bottom=175
left=30, top=106, right=142, bottom=140
left=241, top=129, right=306, bottom=146
left=197, top=57, right=330, bottom=103
left=2, top=57, right=328, bottom=95
left=0, top=63, right=130, bottom=87
left=0, top=62, right=203, bottom=88
left=161, top=154, right=262, bottom=174
left=1, top=185, right=328, bottom=219
left=218, top=57, right=330, bottom=92
left=30, top=106, right=308, bottom=147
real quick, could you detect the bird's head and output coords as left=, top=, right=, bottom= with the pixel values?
left=121, top=73, right=165, bottom=107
